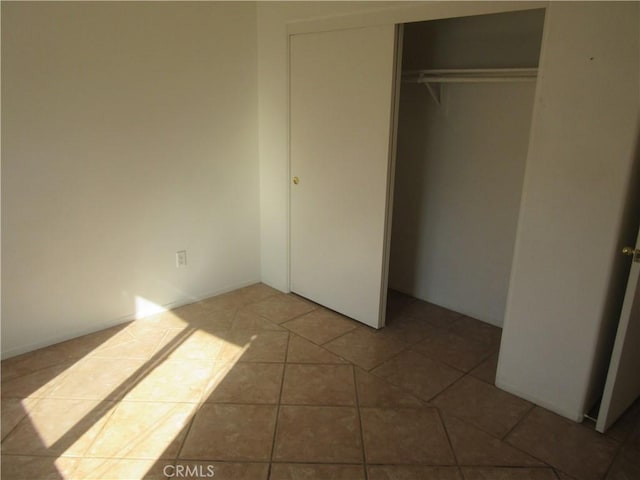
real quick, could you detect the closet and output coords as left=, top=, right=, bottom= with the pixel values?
left=389, top=10, right=546, bottom=327
left=289, top=2, right=639, bottom=428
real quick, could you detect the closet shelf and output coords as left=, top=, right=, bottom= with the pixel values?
left=402, top=68, right=538, bottom=105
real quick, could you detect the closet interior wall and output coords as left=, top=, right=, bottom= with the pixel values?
left=389, top=10, right=546, bottom=327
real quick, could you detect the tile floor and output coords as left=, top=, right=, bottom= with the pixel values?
left=1, top=284, right=639, bottom=480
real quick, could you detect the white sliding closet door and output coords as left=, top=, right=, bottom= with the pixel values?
left=290, top=25, right=398, bottom=328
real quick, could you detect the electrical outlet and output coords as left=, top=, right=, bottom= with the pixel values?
left=176, top=250, right=187, bottom=268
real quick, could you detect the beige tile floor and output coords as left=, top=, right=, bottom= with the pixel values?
left=1, top=284, right=639, bottom=480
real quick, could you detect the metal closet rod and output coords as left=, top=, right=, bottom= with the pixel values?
left=402, top=68, right=538, bottom=105
left=403, top=67, right=538, bottom=83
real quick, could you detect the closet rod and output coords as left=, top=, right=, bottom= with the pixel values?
left=401, top=68, right=538, bottom=105
left=403, top=68, right=537, bottom=83
left=404, top=68, right=538, bottom=76
left=411, top=76, right=536, bottom=83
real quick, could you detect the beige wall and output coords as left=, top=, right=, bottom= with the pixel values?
left=390, top=82, right=536, bottom=326
left=1, top=2, right=260, bottom=357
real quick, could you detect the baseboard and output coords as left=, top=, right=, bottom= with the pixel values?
left=1, top=279, right=262, bottom=360
left=387, top=286, right=504, bottom=328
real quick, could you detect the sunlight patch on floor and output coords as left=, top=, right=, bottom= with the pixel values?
left=8, top=299, right=254, bottom=478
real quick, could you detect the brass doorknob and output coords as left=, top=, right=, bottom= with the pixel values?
left=293, top=176, right=299, bottom=185
left=622, top=246, right=640, bottom=263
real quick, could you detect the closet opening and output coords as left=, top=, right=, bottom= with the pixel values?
left=386, top=9, right=546, bottom=379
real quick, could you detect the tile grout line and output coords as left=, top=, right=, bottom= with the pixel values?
left=172, top=398, right=203, bottom=464
left=0, top=397, right=45, bottom=444
left=426, top=369, right=472, bottom=404
left=500, top=402, right=537, bottom=441
left=351, top=364, right=369, bottom=480
left=177, top=458, right=364, bottom=465
left=0, top=359, right=78, bottom=386
left=409, top=346, right=552, bottom=459
left=466, top=353, right=500, bottom=384
left=497, top=406, right=565, bottom=472
left=435, top=406, right=460, bottom=468
left=91, top=402, right=188, bottom=463
left=67, top=400, right=120, bottom=462
left=363, top=360, right=435, bottom=410
left=600, top=432, right=628, bottom=480
left=318, top=327, right=360, bottom=348
left=429, top=372, right=568, bottom=474
left=423, top=369, right=534, bottom=440
left=457, top=466, right=565, bottom=480
left=445, top=464, right=556, bottom=470
left=437, top=405, right=557, bottom=470
left=292, top=325, right=359, bottom=349
left=410, top=333, right=497, bottom=375
left=442, top=407, right=558, bottom=472
left=237, top=289, right=320, bottom=328
left=285, top=333, right=352, bottom=364
left=316, top=324, right=362, bottom=348
left=364, top=341, right=414, bottom=373
left=172, top=296, right=285, bottom=467
left=247, top=306, right=313, bottom=329
left=267, top=330, right=291, bottom=476
left=173, top=306, right=247, bottom=465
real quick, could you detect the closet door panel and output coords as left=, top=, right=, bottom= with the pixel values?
left=290, top=25, right=397, bottom=328
left=498, top=2, right=640, bottom=420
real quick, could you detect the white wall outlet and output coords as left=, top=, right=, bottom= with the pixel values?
left=176, top=250, right=187, bottom=268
